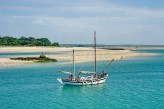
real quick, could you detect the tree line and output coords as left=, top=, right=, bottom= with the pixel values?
left=0, top=36, right=59, bottom=46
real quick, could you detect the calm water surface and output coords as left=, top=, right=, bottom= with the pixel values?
left=0, top=50, right=164, bottom=109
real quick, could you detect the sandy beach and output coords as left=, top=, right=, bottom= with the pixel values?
left=0, top=46, right=158, bottom=67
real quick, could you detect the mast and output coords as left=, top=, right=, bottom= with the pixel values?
left=94, top=31, right=97, bottom=73
left=73, top=49, right=75, bottom=80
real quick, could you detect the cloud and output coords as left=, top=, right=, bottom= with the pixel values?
left=0, top=6, right=31, bottom=10
left=32, top=20, right=45, bottom=25
left=1, top=0, right=164, bottom=44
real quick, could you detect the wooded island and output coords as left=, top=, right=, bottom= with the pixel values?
left=0, top=36, right=59, bottom=46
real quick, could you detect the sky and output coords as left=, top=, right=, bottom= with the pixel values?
left=0, top=0, right=164, bottom=45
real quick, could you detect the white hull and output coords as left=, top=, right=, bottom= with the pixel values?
left=57, top=76, right=108, bottom=86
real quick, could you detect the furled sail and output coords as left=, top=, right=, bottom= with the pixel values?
left=79, top=71, right=96, bottom=74
left=59, top=70, right=72, bottom=75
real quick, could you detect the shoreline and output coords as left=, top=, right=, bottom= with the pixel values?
left=0, top=46, right=159, bottom=67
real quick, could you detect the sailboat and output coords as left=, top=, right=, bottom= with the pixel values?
left=57, top=31, right=114, bottom=85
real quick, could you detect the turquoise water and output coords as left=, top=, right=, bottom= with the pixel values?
left=0, top=50, right=164, bottom=109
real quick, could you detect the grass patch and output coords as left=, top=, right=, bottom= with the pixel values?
left=34, top=59, right=57, bottom=63
left=10, top=54, right=57, bottom=63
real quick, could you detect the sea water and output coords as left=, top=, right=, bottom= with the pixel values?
left=0, top=50, right=163, bottom=109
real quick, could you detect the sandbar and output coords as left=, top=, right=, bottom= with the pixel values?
left=0, top=46, right=158, bottom=67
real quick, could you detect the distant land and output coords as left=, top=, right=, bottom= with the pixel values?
left=0, top=36, right=59, bottom=46
left=60, top=44, right=164, bottom=47
left=1, top=36, right=164, bottom=48
left=60, top=44, right=164, bottom=51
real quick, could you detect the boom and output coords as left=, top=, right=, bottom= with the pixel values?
left=102, top=59, right=114, bottom=73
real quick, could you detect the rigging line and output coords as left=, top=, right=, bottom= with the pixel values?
left=94, top=31, right=96, bottom=73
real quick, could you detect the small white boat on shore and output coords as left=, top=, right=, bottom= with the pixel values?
left=57, top=31, right=114, bottom=86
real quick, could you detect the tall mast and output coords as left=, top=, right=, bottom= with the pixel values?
left=73, top=49, right=75, bottom=80
left=94, top=31, right=97, bottom=73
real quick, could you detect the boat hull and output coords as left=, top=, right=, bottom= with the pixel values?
left=57, top=77, right=107, bottom=86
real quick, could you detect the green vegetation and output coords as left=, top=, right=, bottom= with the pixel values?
left=10, top=54, right=57, bottom=63
left=52, top=42, right=59, bottom=46
left=101, top=47, right=125, bottom=50
left=34, top=59, right=57, bottom=63
left=0, top=36, right=59, bottom=46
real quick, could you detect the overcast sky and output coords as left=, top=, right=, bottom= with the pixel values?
left=0, top=0, right=164, bottom=45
